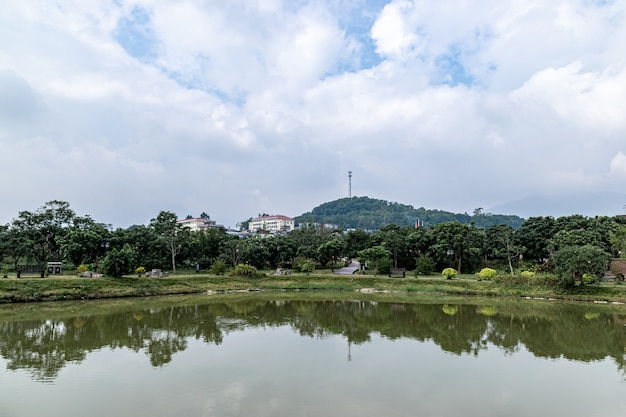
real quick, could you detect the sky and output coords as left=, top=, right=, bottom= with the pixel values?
left=1, top=0, right=625, bottom=229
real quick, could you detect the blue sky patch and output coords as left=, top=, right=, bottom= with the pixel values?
left=114, top=6, right=158, bottom=61
left=435, top=49, right=475, bottom=87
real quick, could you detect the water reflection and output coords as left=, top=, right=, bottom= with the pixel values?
left=0, top=295, right=625, bottom=381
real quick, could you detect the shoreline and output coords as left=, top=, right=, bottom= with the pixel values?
left=2, top=273, right=626, bottom=304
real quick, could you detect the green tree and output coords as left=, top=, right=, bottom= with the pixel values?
left=241, top=238, right=270, bottom=269
left=610, top=224, right=626, bottom=257
left=10, top=200, right=77, bottom=264
left=357, top=246, right=391, bottom=276
left=431, top=222, right=483, bottom=274
left=209, top=260, right=227, bottom=275
left=415, top=254, right=435, bottom=275
left=1, top=226, right=32, bottom=269
left=485, top=224, right=521, bottom=275
left=553, top=245, right=611, bottom=288
left=318, top=238, right=346, bottom=271
left=113, top=225, right=162, bottom=270
left=263, top=236, right=298, bottom=268
left=102, top=244, right=135, bottom=278
left=377, top=224, right=407, bottom=268
left=344, top=229, right=371, bottom=259
left=514, top=216, right=556, bottom=262
left=61, top=219, right=109, bottom=266
left=150, top=211, right=186, bottom=274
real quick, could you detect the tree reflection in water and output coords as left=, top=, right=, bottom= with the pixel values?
left=0, top=296, right=624, bottom=381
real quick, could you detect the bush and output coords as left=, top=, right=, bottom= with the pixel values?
left=478, top=267, right=497, bottom=281
left=415, top=255, right=435, bottom=275
left=77, top=264, right=89, bottom=274
left=554, top=245, right=610, bottom=288
left=377, top=258, right=392, bottom=275
left=209, top=260, right=227, bottom=276
left=230, top=264, right=258, bottom=277
left=1, top=265, right=9, bottom=278
left=135, top=266, right=146, bottom=277
left=102, top=244, right=135, bottom=278
left=582, top=273, right=598, bottom=285
left=520, top=270, right=535, bottom=279
left=293, top=257, right=316, bottom=274
left=442, top=268, right=457, bottom=280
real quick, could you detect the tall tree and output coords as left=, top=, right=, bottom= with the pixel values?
left=150, top=211, right=185, bottom=274
left=318, top=238, right=346, bottom=271
left=431, top=221, right=483, bottom=274
left=10, top=200, right=77, bottom=264
left=514, top=216, right=556, bottom=262
left=485, top=224, right=521, bottom=275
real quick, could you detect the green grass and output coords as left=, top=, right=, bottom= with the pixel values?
left=1, top=271, right=626, bottom=304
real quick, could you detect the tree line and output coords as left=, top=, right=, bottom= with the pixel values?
left=1, top=201, right=625, bottom=287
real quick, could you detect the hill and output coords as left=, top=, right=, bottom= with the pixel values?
left=489, top=191, right=626, bottom=219
left=295, top=197, right=525, bottom=230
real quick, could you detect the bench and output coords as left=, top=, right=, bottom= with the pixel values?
left=389, top=268, right=406, bottom=278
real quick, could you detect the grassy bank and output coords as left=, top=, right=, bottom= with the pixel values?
left=2, top=271, right=626, bottom=304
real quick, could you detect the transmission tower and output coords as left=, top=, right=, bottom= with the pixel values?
left=348, top=171, right=352, bottom=198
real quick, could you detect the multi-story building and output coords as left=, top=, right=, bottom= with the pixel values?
left=177, top=217, right=224, bottom=231
left=248, top=215, right=295, bottom=233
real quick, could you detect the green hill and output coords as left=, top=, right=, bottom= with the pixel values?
left=295, top=197, right=525, bottom=230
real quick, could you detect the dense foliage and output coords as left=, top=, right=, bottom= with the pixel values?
left=295, top=197, right=525, bottom=230
left=1, top=201, right=625, bottom=290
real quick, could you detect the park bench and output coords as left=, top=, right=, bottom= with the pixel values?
left=389, top=268, right=406, bottom=278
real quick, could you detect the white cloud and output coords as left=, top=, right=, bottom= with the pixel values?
left=511, top=61, right=626, bottom=130
left=1, top=0, right=626, bottom=227
left=610, top=151, right=626, bottom=177
left=371, top=0, right=421, bottom=59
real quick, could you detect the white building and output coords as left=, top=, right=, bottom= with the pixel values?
left=248, top=215, right=295, bottom=233
left=178, top=217, right=224, bottom=231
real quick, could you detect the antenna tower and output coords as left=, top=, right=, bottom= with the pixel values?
left=348, top=171, right=352, bottom=198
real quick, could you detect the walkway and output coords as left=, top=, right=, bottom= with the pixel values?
left=334, top=260, right=360, bottom=275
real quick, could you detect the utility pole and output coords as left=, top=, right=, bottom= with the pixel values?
left=348, top=171, right=352, bottom=198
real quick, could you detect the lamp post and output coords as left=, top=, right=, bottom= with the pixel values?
left=447, top=248, right=454, bottom=268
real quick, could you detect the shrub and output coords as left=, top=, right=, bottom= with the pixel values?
left=135, top=266, right=146, bottom=277
left=102, top=244, right=135, bottom=278
left=209, top=260, right=227, bottom=276
left=442, top=268, right=457, bottom=280
left=77, top=264, right=89, bottom=274
left=554, top=245, right=611, bottom=288
left=582, top=273, right=598, bottom=285
left=293, top=257, right=316, bottom=274
left=415, top=255, right=435, bottom=275
left=377, top=258, right=392, bottom=275
left=231, top=264, right=258, bottom=277
left=1, top=265, right=9, bottom=278
left=520, top=270, right=535, bottom=279
left=478, top=267, right=497, bottom=281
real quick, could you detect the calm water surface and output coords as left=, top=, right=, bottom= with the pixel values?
left=1, top=294, right=625, bottom=417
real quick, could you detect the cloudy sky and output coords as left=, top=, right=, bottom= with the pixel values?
left=1, top=0, right=625, bottom=228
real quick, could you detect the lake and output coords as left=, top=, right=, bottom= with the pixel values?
left=1, top=293, right=625, bottom=417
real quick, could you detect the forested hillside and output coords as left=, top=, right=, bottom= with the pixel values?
left=295, top=197, right=525, bottom=230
